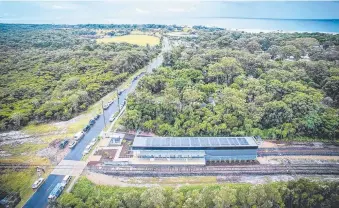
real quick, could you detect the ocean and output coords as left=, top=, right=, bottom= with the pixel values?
left=0, top=1, right=339, bottom=33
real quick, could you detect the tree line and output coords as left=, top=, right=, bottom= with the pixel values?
left=123, top=30, right=339, bottom=140
left=0, top=24, right=161, bottom=130
left=55, top=177, right=338, bottom=208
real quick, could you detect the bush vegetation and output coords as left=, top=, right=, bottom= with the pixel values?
left=123, top=30, right=339, bottom=140
left=56, top=177, right=339, bottom=208
left=0, top=24, right=161, bottom=130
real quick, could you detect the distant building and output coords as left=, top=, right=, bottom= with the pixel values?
left=301, top=54, right=310, bottom=61
left=286, top=56, right=295, bottom=61
left=105, top=133, right=124, bottom=146
left=131, top=137, right=259, bottom=165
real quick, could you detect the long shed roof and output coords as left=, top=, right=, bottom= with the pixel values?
left=132, top=137, right=258, bottom=148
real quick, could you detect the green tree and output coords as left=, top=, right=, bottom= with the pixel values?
left=140, top=187, right=166, bottom=208
left=208, top=57, right=244, bottom=85
left=213, top=186, right=237, bottom=208
left=122, top=190, right=141, bottom=208
left=183, top=190, right=206, bottom=208
left=261, top=101, right=293, bottom=128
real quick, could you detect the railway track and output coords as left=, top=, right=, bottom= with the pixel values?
left=258, top=147, right=339, bottom=156
left=88, top=164, right=339, bottom=176
left=1, top=163, right=339, bottom=176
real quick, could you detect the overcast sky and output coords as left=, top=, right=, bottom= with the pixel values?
left=1, top=1, right=339, bottom=24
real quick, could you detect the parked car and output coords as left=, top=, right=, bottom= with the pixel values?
left=83, top=125, right=90, bottom=132
left=109, top=112, right=119, bottom=122
left=90, top=137, right=97, bottom=145
left=68, top=141, right=77, bottom=149
left=89, top=119, right=95, bottom=126
left=48, top=183, right=65, bottom=201
left=103, top=104, right=109, bottom=110
left=94, top=114, right=100, bottom=120
left=74, top=131, right=84, bottom=141
left=83, top=144, right=93, bottom=155
left=61, top=175, right=71, bottom=186
left=32, top=178, right=45, bottom=190
left=109, top=116, right=115, bottom=122
left=59, top=139, right=69, bottom=149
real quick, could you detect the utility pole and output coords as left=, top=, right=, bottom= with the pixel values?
left=117, top=89, right=120, bottom=112
left=101, top=100, right=106, bottom=127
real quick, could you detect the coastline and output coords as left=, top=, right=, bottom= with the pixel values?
left=226, top=28, right=339, bottom=35
left=1, top=21, right=339, bottom=34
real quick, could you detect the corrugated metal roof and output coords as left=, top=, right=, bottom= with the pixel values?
left=132, top=137, right=258, bottom=148
left=138, top=150, right=205, bottom=156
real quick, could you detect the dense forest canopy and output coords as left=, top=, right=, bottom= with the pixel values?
left=123, top=30, right=339, bottom=140
left=56, top=177, right=339, bottom=208
left=0, top=24, right=161, bottom=130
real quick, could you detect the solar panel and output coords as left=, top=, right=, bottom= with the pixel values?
left=218, top=138, right=230, bottom=146
left=181, top=138, right=190, bottom=146
left=146, top=138, right=152, bottom=146
left=190, top=138, right=200, bottom=146
left=171, top=138, right=180, bottom=146
left=161, top=138, right=171, bottom=146
left=152, top=139, right=161, bottom=146
left=199, top=138, right=210, bottom=146
left=237, top=137, right=249, bottom=145
left=134, top=136, right=255, bottom=148
left=229, top=138, right=239, bottom=145
left=209, top=138, right=220, bottom=146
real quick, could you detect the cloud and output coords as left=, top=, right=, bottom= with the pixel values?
left=135, top=8, right=149, bottom=14
left=37, top=2, right=77, bottom=10
left=168, top=6, right=196, bottom=13
left=168, top=8, right=186, bottom=13
left=52, top=5, right=65, bottom=9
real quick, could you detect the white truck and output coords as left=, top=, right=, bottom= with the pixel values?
left=74, top=131, right=84, bottom=141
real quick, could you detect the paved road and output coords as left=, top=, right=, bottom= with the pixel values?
left=23, top=38, right=169, bottom=208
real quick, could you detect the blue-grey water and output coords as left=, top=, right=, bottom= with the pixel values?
left=0, top=1, right=339, bottom=32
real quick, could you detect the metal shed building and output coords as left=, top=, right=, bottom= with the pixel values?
left=131, top=137, right=259, bottom=165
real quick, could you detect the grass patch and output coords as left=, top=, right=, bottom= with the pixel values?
left=280, top=137, right=339, bottom=144
left=130, top=30, right=146, bottom=35
left=66, top=115, right=93, bottom=134
left=1, top=143, right=48, bottom=156
left=97, top=35, right=160, bottom=46
left=23, top=123, right=58, bottom=135
left=0, top=155, right=50, bottom=165
left=40, top=133, right=74, bottom=143
left=167, top=32, right=191, bottom=37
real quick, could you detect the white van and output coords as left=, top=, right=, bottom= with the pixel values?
left=90, top=137, right=97, bottom=145
left=74, top=131, right=84, bottom=141
left=62, top=175, right=71, bottom=186
left=83, top=144, right=92, bottom=155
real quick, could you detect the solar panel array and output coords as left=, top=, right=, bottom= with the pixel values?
left=141, top=137, right=251, bottom=147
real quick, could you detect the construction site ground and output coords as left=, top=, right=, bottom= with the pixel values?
left=84, top=170, right=339, bottom=187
